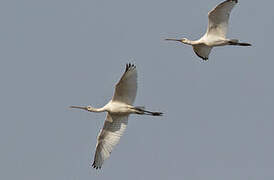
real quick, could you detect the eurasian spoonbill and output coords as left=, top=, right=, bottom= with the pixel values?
left=70, top=63, right=162, bottom=169
left=166, top=0, right=251, bottom=60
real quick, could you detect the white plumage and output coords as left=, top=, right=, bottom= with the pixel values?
left=70, top=63, right=162, bottom=169
left=112, top=64, right=137, bottom=105
left=166, top=0, right=251, bottom=60
left=93, top=114, right=128, bottom=169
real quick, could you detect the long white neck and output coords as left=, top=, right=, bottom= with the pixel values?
left=89, top=107, right=106, bottom=113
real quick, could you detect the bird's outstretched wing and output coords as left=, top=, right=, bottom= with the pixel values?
left=206, top=0, right=238, bottom=38
left=92, top=113, right=129, bottom=169
left=112, top=63, right=137, bottom=105
left=193, top=44, right=212, bottom=61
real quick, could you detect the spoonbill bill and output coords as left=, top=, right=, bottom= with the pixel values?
left=70, top=63, right=162, bottom=169
left=166, top=0, right=251, bottom=60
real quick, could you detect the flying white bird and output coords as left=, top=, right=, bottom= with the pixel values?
left=70, top=63, right=162, bottom=169
left=166, top=0, right=251, bottom=60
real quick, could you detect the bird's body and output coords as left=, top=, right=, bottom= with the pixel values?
left=88, top=101, right=134, bottom=115
left=166, top=0, right=251, bottom=60
left=70, top=63, right=162, bottom=169
left=105, top=101, right=133, bottom=115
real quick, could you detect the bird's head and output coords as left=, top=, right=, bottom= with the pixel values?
left=180, top=38, right=188, bottom=43
left=86, top=105, right=93, bottom=111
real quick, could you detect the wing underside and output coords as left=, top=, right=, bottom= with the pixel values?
left=206, top=0, right=238, bottom=38
left=92, top=114, right=129, bottom=169
left=193, top=44, right=212, bottom=61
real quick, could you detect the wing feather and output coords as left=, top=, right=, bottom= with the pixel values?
left=206, top=0, right=238, bottom=38
left=112, top=63, right=137, bottom=105
left=193, top=44, right=212, bottom=61
left=92, top=114, right=129, bottom=169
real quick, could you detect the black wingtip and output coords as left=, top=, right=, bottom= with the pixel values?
left=91, top=161, right=102, bottom=170
left=202, top=57, right=209, bottom=61
left=194, top=51, right=209, bottom=61
left=227, top=0, right=237, bottom=3
left=125, top=63, right=136, bottom=72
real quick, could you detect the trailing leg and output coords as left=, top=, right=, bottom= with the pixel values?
left=228, top=39, right=251, bottom=46
left=133, top=107, right=163, bottom=116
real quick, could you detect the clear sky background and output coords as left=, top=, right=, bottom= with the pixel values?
left=1, top=0, right=274, bottom=179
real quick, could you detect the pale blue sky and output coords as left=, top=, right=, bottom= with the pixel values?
left=1, top=0, right=274, bottom=179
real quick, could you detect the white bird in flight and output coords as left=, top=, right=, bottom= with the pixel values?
left=70, top=63, right=162, bottom=169
left=166, top=0, right=251, bottom=61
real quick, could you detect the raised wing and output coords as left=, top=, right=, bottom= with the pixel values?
left=112, top=63, right=137, bottom=105
left=206, top=0, right=238, bottom=38
left=193, top=44, right=212, bottom=61
left=92, top=114, right=129, bottom=169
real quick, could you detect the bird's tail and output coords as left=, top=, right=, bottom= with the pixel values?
left=228, top=39, right=252, bottom=46
left=134, top=106, right=163, bottom=116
